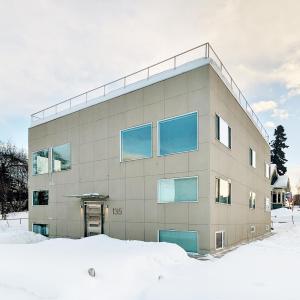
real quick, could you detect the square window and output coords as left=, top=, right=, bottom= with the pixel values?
left=158, top=177, right=198, bottom=203
left=215, top=231, right=225, bottom=250
left=32, top=149, right=49, bottom=175
left=33, top=191, right=49, bottom=205
left=158, top=112, right=198, bottom=156
left=121, top=124, right=152, bottom=161
left=250, top=225, right=256, bottom=233
left=52, top=144, right=71, bottom=172
left=158, top=230, right=198, bottom=253
left=216, top=115, right=231, bottom=148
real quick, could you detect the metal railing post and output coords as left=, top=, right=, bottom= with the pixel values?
left=124, top=77, right=126, bottom=88
left=147, top=67, right=150, bottom=79
left=174, top=56, right=176, bottom=69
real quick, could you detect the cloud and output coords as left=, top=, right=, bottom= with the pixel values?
left=271, top=108, right=289, bottom=120
left=265, top=121, right=276, bottom=129
left=252, top=101, right=278, bottom=113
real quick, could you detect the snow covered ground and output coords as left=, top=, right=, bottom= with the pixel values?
left=0, top=208, right=299, bottom=300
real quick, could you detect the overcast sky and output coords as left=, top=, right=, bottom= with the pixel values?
left=0, top=0, right=299, bottom=191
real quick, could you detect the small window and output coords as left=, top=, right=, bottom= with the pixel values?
left=33, top=191, right=49, bottom=206
left=265, top=197, right=271, bottom=212
left=158, top=112, right=198, bottom=156
left=215, top=178, right=231, bottom=204
left=250, top=225, right=256, bottom=233
left=215, top=231, right=225, bottom=250
left=52, top=144, right=71, bottom=172
left=249, top=192, right=256, bottom=209
left=32, top=149, right=49, bottom=175
left=265, top=163, right=270, bottom=179
left=249, top=148, right=256, bottom=168
left=216, top=115, right=231, bottom=148
left=266, top=225, right=270, bottom=231
left=33, top=224, right=49, bottom=237
left=158, top=177, right=198, bottom=203
left=158, top=230, right=198, bottom=253
left=120, top=124, right=152, bottom=161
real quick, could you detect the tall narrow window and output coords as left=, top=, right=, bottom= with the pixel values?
left=158, top=176, right=198, bottom=203
left=158, top=112, right=198, bottom=156
left=215, top=178, right=231, bottom=204
left=32, top=149, right=49, bottom=175
left=215, top=231, right=225, bottom=250
left=265, top=197, right=271, bottom=212
left=52, top=144, right=71, bottom=172
left=33, top=191, right=49, bottom=205
left=249, top=148, right=256, bottom=168
left=216, top=115, right=231, bottom=148
left=249, top=191, right=256, bottom=209
left=158, top=230, right=198, bottom=253
left=33, top=224, right=49, bottom=237
left=121, top=124, right=152, bottom=161
left=265, top=163, right=270, bottom=178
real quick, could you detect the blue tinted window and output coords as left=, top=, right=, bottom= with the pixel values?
left=32, top=149, right=49, bottom=175
left=121, top=124, right=152, bottom=161
left=158, top=112, right=198, bottom=156
left=159, top=230, right=198, bottom=253
left=52, top=144, right=71, bottom=172
left=33, top=224, right=49, bottom=237
left=158, top=177, right=198, bottom=203
left=33, top=191, right=49, bottom=205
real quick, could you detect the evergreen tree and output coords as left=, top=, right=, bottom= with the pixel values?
left=270, top=125, right=288, bottom=175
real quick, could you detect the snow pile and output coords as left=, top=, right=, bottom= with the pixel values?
left=0, top=208, right=300, bottom=299
left=0, top=211, right=46, bottom=244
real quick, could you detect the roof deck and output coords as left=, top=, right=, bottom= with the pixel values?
left=30, top=43, right=269, bottom=142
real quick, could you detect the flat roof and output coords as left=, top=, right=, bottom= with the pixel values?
left=30, top=43, right=269, bottom=142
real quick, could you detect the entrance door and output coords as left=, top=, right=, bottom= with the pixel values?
left=84, top=204, right=103, bottom=236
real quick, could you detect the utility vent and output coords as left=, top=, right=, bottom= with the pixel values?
left=266, top=225, right=270, bottom=231
left=250, top=225, right=256, bottom=233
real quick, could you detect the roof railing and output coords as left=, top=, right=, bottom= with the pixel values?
left=31, top=43, right=269, bottom=141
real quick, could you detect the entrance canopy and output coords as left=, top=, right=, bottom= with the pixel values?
left=66, top=193, right=109, bottom=207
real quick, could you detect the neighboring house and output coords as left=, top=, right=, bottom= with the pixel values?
left=28, top=43, right=271, bottom=254
left=270, top=163, right=291, bottom=209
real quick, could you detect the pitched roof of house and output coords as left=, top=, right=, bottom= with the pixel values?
left=272, top=174, right=290, bottom=190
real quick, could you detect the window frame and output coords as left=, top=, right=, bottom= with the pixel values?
left=52, top=143, right=72, bottom=173
left=157, top=176, right=199, bottom=204
left=215, top=177, right=232, bottom=205
left=215, top=231, right=225, bottom=250
left=249, top=191, right=256, bottom=209
left=32, top=148, right=49, bottom=176
left=157, top=111, right=199, bottom=157
left=157, top=229, right=199, bottom=254
left=32, top=223, right=49, bottom=237
left=265, top=162, right=270, bottom=179
left=215, top=114, right=231, bottom=149
left=265, top=197, right=271, bottom=212
left=120, top=123, right=153, bottom=162
left=32, top=190, right=49, bottom=206
left=249, top=148, right=256, bottom=168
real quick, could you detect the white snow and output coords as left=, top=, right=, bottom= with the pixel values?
left=0, top=208, right=299, bottom=300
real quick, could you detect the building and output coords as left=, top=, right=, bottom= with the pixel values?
left=28, top=43, right=271, bottom=254
left=270, top=164, right=291, bottom=209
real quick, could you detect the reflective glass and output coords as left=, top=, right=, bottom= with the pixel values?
left=158, top=177, right=198, bottom=203
left=249, top=191, right=256, bottom=209
left=33, top=191, right=49, bottom=205
left=121, top=124, right=152, bottom=161
left=33, top=224, right=49, bottom=237
left=52, top=144, right=71, bottom=172
left=216, top=115, right=231, bottom=148
left=216, top=178, right=231, bottom=204
left=32, top=149, right=49, bottom=175
left=158, top=112, right=198, bottom=156
left=159, top=230, right=198, bottom=253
